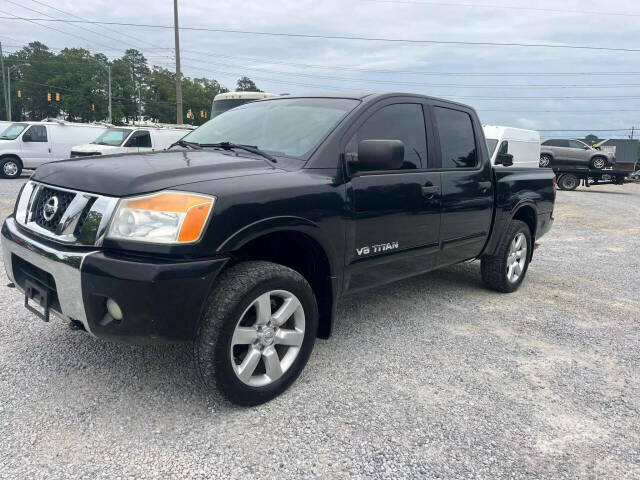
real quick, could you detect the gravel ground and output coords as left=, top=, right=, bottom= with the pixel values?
left=0, top=176, right=638, bottom=479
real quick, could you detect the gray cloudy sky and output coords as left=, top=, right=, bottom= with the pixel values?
left=1, top=0, right=639, bottom=137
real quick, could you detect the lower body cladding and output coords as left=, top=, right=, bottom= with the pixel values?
left=1, top=217, right=228, bottom=344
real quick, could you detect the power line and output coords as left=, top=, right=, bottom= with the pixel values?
left=361, top=0, right=640, bottom=18
left=1, top=15, right=640, bottom=52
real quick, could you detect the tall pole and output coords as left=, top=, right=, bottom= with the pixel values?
left=174, top=0, right=183, bottom=124
left=107, top=65, right=112, bottom=124
left=7, top=68, right=11, bottom=122
left=0, top=42, right=8, bottom=121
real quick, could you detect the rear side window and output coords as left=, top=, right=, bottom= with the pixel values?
left=25, top=125, right=48, bottom=142
left=349, top=103, right=428, bottom=169
left=434, top=107, right=477, bottom=169
left=544, top=139, right=568, bottom=147
left=125, top=130, right=151, bottom=148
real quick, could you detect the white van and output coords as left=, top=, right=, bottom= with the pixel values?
left=0, top=120, right=108, bottom=178
left=483, top=125, right=541, bottom=168
left=70, top=124, right=194, bottom=158
left=211, top=91, right=279, bottom=118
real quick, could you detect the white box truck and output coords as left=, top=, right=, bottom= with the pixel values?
left=0, top=120, right=108, bottom=178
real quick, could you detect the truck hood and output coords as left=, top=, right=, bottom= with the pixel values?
left=32, top=150, right=282, bottom=197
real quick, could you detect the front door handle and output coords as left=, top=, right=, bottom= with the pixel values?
left=478, top=181, right=492, bottom=193
left=421, top=185, right=440, bottom=198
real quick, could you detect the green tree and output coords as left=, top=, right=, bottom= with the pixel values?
left=236, top=76, right=261, bottom=92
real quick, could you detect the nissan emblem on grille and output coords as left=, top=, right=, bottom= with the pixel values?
left=42, top=196, right=59, bottom=221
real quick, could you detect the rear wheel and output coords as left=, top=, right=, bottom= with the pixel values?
left=558, top=174, right=579, bottom=191
left=0, top=157, right=22, bottom=179
left=590, top=156, right=607, bottom=169
left=195, top=261, right=318, bottom=406
left=539, top=154, right=552, bottom=168
left=481, top=220, right=531, bottom=293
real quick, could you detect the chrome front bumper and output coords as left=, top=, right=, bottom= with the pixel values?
left=2, top=217, right=97, bottom=334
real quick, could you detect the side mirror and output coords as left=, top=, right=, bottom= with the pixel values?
left=354, top=139, right=404, bottom=171
left=496, top=153, right=514, bottom=167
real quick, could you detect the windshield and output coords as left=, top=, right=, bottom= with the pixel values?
left=186, top=98, right=359, bottom=159
left=92, top=128, right=132, bottom=146
left=486, top=138, right=498, bottom=157
left=0, top=123, right=28, bottom=140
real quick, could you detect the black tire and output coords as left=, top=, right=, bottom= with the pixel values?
left=0, top=157, right=23, bottom=179
left=558, top=174, right=579, bottom=191
left=590, top=156, right=607, bottom=170
left=539, top=154, right=552, bottom=168
left=481, top=220, right=532, bottom=293
left=195, top=261, right=318, bottom=406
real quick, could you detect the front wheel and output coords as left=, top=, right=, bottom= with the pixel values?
left=481, top=220, right=532, bottom=293
left=195, top=261, right=318, bottom=406
left=590, top=157, right=607, bottom=169
left=539, top=154, right=552, bottom=168
left=0, top=157, right=22, bottom=179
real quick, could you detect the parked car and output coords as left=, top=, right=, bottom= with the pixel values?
left=483, top=125, right=540, bottom=168
left=0, top=120, right=108, bottom=178
left=211, top=91, right=279, bottom=118
left=539, top=138, right=614, bottom=169
left=2, top=93, right=555, bottom=405
left=70, top=124, right=194, bottom=158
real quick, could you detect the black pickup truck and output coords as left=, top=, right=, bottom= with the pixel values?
left=2, top=93, right=555, bottom=405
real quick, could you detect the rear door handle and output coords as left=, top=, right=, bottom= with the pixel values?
left=478, top=181, right=492, bottom=193
left=421, top=185, right=440, bottom=198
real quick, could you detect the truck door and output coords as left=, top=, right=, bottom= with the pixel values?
left=20, top=125, right=52, bottom=168
left=124, top=130, right=152, bottom=153
left=344, top=101, right=441, bottom=293
left=431, top=103, right=494, bottom=266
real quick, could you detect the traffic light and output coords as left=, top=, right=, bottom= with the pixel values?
left=47, top=92, right=52, bottom=102
left=55, top=93, right=60, bottom=102
left=91, top=104, right=95, bottom=111
left=17, top=90, right=21, bottom=98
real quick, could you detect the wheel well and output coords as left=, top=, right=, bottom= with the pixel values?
left=591, top=154, right=606, bottom=162
left=513, top=206, right=536, bottom=239
left=230, top=230, right=334, bottom=338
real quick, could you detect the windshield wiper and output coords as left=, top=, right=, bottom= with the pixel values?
left=202, top=142, right=277, bottom=163
left=168, top=139, right=203, bottom=150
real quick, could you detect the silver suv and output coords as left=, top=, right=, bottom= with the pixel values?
left=539, top=139, right=615, bottom=169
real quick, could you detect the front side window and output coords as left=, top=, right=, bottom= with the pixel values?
left=0, top=123, right=28, bottom=140
left=24, top=125, right=48, bottom=142
left=126, top=130, right=151, bottom=148
left=498, top=140, right=508, bottom=154
left=434, top=107, right=477, bottom=169
left=92, top=128, right=132, bottom=147
left=184, top=97, right=359, bottom=159
left=347, top=103, right=428, bottom=169
left=569, top=140, right=587, bottom=149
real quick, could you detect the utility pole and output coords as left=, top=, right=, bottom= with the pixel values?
left=174, top=0, right=183, bottom=124
left=0, top=42, right=8, bottom=121
left=107, top=65, right=112, bottom=124
left=629, top=126, right=635, bottom=140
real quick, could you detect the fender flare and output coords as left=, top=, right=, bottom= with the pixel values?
left=216, top=215, right=338, bottom=277
left=485, top=201, right=539, bottom=258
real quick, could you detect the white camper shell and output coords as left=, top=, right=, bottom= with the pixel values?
left=211, top=91, right=279, bottom=118
left=0, top=120, right=109, bottom=178
left=70, top=124, right=194, bottom=158
left=483, top=125, right=541, bottom=169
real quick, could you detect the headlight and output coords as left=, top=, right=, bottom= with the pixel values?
left=106, top=191, right=215, bottom=244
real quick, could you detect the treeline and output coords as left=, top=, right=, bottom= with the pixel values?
left=3, top=42, right=262, bottom=126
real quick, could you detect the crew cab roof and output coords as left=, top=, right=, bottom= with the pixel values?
left=270, top=92, right=476, bottom=109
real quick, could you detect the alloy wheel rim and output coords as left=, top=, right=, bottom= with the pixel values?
left=230, top=289, right=305, bottom=387
left=593, top=158, right=605, bottom=169
left=506, top=233, right=527, bottom=283
left=540, top=156, right=550, bottom=167
left=3, top=162, right=18, bottom=176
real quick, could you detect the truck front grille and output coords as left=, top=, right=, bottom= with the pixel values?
left=32, top=186, right=76, bottom=232
left=14, top=181, right=119, bottom=246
